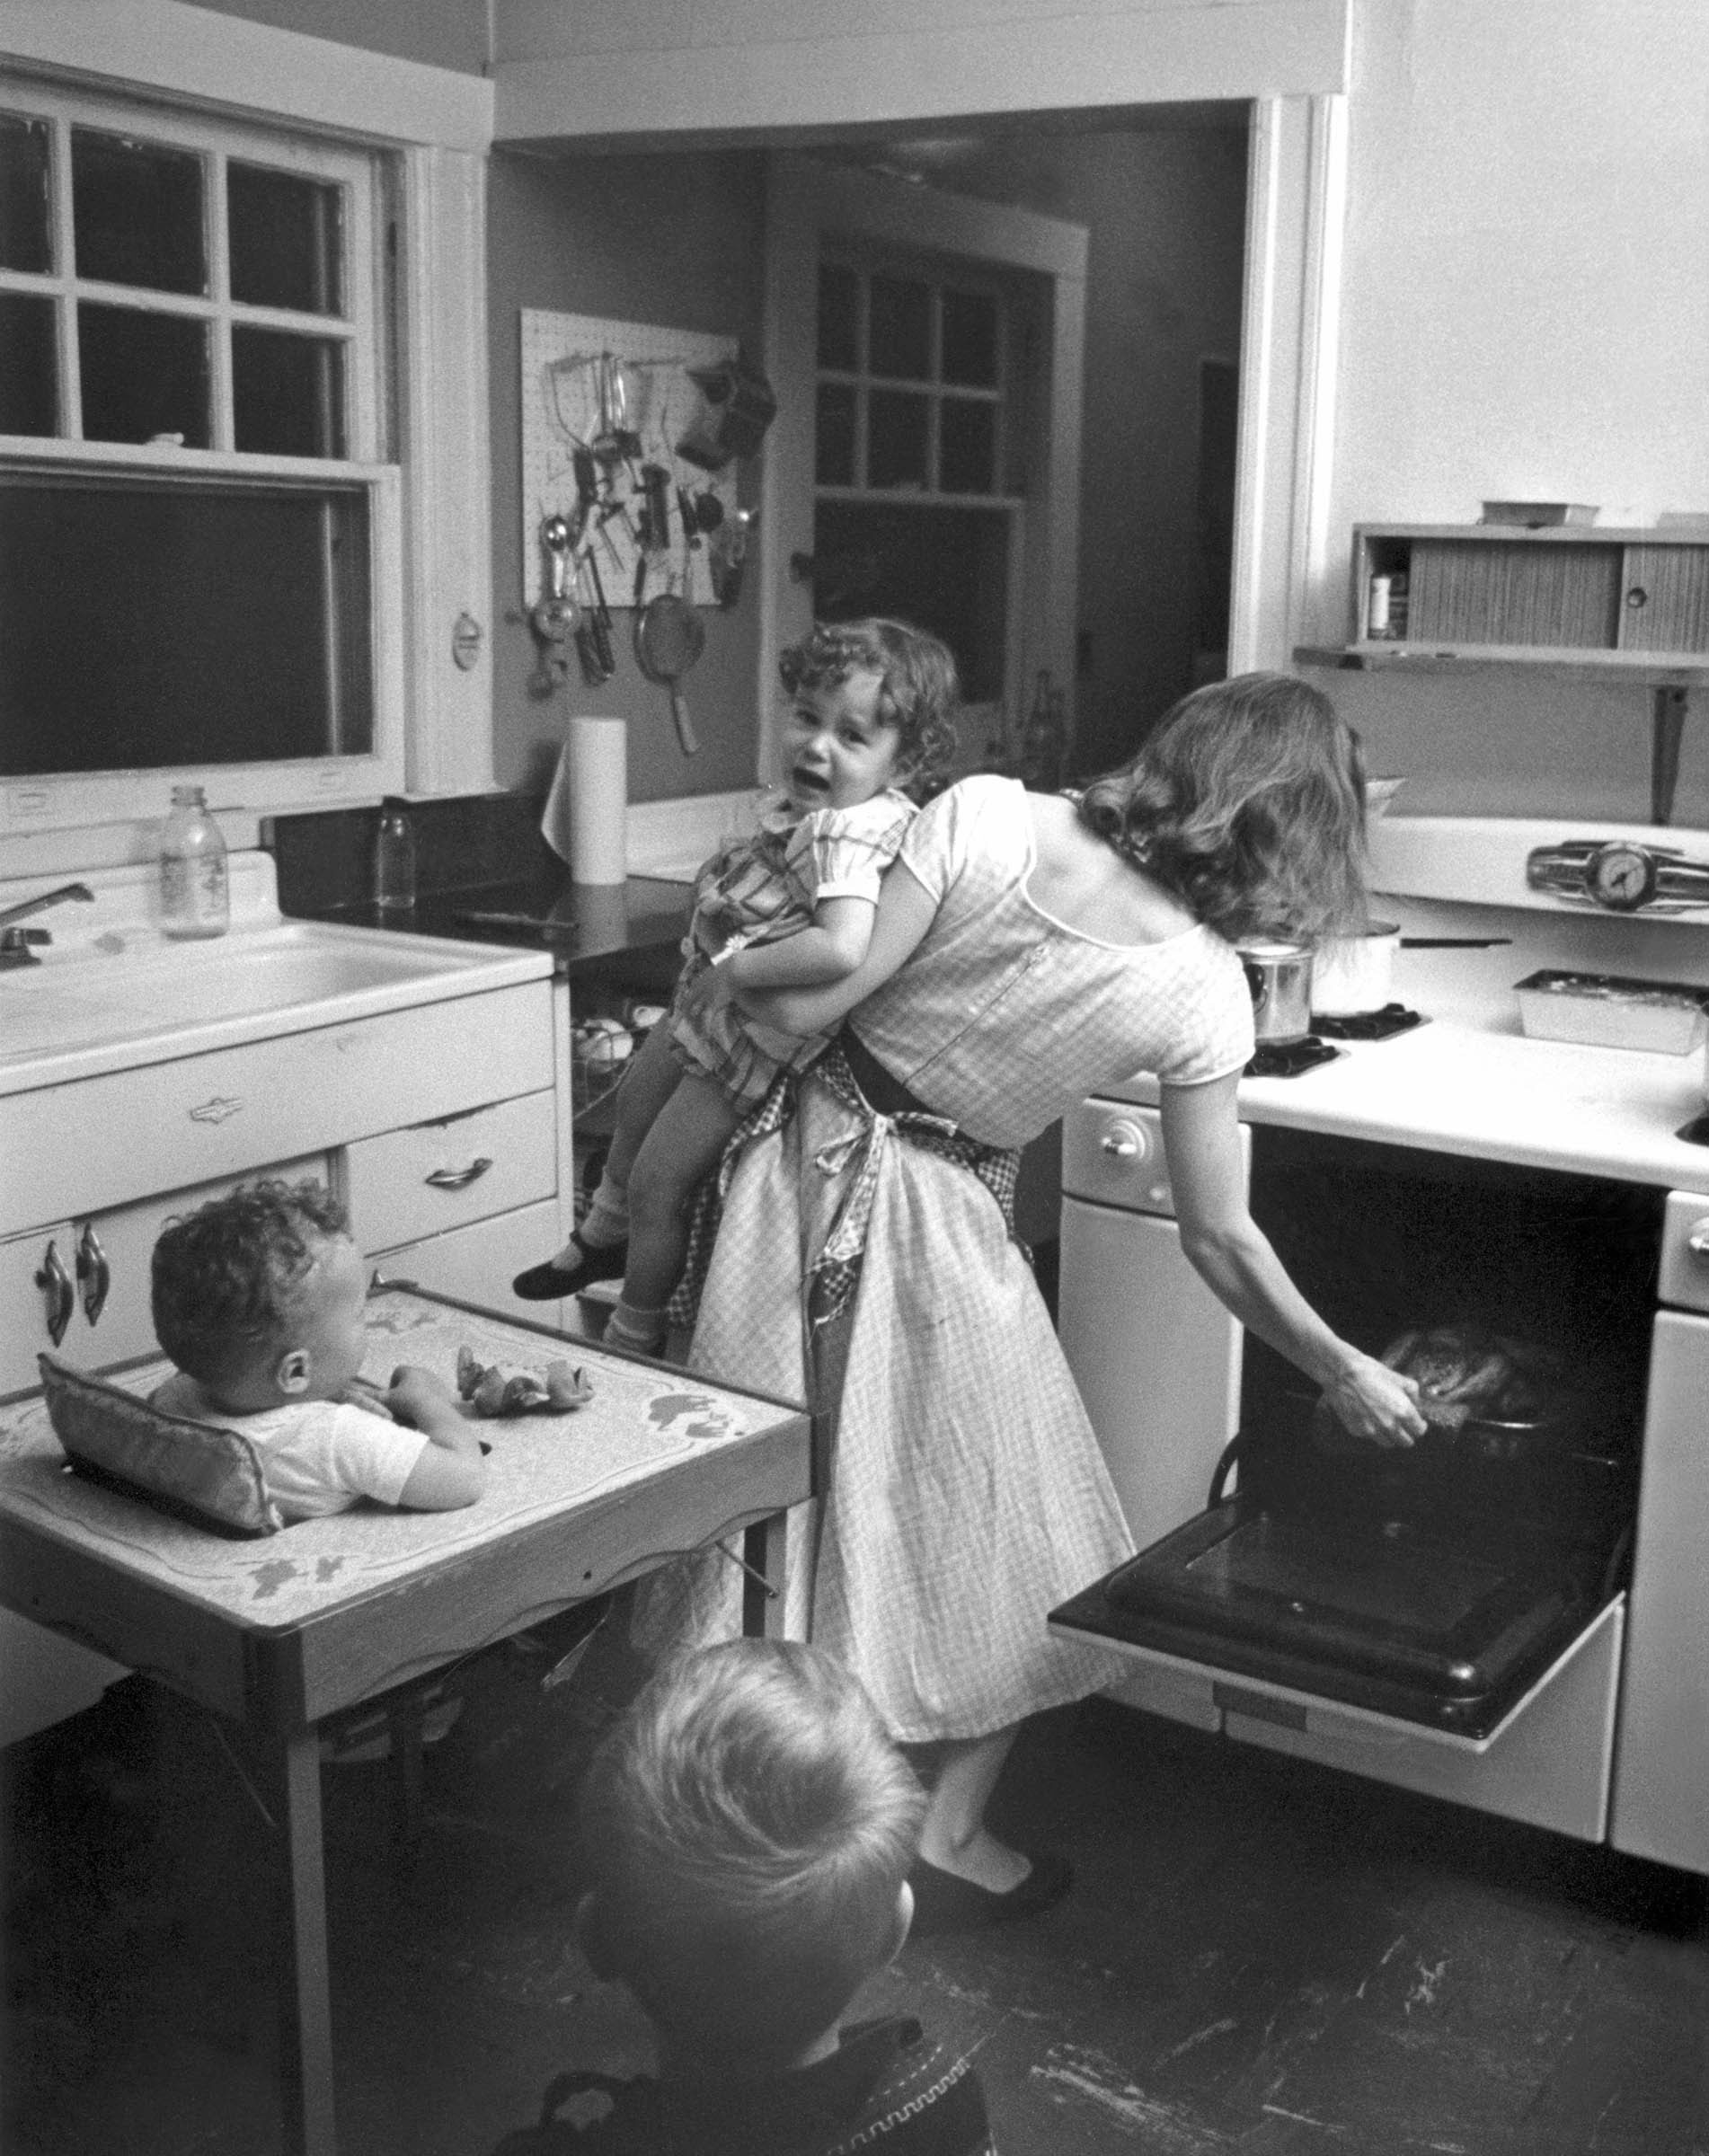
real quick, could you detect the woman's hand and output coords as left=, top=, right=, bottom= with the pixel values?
left=1319, top=1349, right=1426, bottom=1448
left=1160, top=1076, right=1428, bottom=1450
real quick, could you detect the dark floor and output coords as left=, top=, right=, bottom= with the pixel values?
left=4, top=1614, right=1707, bottom=2156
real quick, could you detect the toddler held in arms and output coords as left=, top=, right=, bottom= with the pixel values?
left=513, top=617, right=960, bottom=1355
left=489, top=1639, right=994, bottom=2154
left=149, top=1180, right=485, bottom=1520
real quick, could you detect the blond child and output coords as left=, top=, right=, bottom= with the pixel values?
left=149, top=1180, right=484, bottom=1520
left=513, top=619, right=960, bottom=1356
left=489, top=1639, right=994, bottom=2154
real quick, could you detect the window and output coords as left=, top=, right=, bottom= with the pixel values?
left=812, top=252, right=1018, bottom=711
left=0, top=81, right=400, bottom=826
left=814, top=257, right=1005, bottom=497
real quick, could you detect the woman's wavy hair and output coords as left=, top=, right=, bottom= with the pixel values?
left=1076, top=671, right=1370, bottom=945
left=778, top=617, right=961, bottom=802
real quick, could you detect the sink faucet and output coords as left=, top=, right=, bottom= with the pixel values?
left=0, top=881, right=95, bottom=968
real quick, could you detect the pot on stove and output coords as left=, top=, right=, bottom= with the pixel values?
left=1238, top=940, right=1314, bottom=1044
left=1312, top=919, right=1401, bottom=1015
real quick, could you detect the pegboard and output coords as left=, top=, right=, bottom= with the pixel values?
left=519, top=309, right=739, bottom=614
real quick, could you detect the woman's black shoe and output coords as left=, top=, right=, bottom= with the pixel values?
left=906, top=1849, right=1073, bottom=1936
left=511, top=1233, right=628, bottom=1301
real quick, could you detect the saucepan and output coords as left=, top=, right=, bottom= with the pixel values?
left=1237, top=940, right=1314, bottom=1044
left=1312, top=919, right=1401, bottom=1016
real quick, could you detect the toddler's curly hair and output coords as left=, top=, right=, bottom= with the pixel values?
left=151, top=1179, right=349, bottom=1388
left=779, top=617, right=960, bottom=800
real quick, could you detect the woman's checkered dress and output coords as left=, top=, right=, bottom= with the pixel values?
left=635, top=777, right=1255, bottom=1744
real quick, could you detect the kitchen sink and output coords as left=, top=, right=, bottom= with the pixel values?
left=0, top=903, right=552, bottom=1096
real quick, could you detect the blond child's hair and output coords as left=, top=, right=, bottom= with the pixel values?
left=578, top=1639, right=925, bottom=2074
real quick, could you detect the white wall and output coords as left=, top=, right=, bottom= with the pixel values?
left=1318, top=0, right=1709, bottom=826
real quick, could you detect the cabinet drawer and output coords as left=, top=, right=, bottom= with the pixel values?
left=349, top=1092, right=557, bottom=1256
left=4, top=980, right=553, bottom=1231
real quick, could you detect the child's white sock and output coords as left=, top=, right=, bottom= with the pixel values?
left=604, top=1298, right=667, bottom=1354
left=579, top=1180, right=630, bottom=1249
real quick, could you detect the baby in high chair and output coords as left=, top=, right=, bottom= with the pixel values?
left=149, top=1179, right=485, bottom=1520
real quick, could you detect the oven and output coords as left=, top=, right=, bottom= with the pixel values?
left=1051, top=817, right=1709, bottom=1873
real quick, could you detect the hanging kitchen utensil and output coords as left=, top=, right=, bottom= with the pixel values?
left=580, top=550, right=615, bottom=683
left=531, top=516, right=580, bottom=649
left=634, top=570, right=704, bottom=757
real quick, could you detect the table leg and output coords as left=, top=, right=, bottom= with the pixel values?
left=264, top=1726, right=339, bottom=2156
left=742, top=1512, right=788, bottom=1639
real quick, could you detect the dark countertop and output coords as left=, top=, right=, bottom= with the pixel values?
left=288, top=874, right=693, bottom=992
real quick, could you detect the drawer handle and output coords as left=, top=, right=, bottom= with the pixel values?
left=425, top=1156, right=493, bottom=1190
left=75, top=1222, right=111, bottom=1327
left=1687, top=1218, right=1709, bottom=1258
left=36, top=1239, right=75, bottom=1347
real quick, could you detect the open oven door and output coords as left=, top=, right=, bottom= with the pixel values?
left=1049, top=1414, right=1631, bottom=1844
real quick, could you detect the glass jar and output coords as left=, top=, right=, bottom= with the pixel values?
left=158, top=784, right=229, bottom=940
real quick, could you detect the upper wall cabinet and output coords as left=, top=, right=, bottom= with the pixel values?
left=1307, top=525, right=1709, bottom=681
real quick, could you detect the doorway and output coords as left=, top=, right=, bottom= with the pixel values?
left=762, top=119, right=1249, bottom=787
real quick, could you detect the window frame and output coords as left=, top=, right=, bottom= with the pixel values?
left=0, top=9, right=493, bottom=867
left=0, top=82, right=403, bottom=837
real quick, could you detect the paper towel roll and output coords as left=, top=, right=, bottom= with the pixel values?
left=541, top=715, right=628, bottom=885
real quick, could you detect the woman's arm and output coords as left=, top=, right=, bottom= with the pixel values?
left=734, top=861, right=941, bottom=1038
left=1158, top=1075, right=1426, bottom=1446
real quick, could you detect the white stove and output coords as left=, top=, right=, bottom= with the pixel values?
left=1057, top=816, right=1709, bottom=1879
left=1095, top=817, right=1709, bottom=1189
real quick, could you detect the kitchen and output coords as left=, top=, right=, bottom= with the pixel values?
left=3, top=2, right=1709, bottom=2151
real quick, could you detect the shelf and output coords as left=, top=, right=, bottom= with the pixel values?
left=1295, top=644, right=1709, bottom=687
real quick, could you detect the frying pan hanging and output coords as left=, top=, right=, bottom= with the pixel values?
left=634, top=591, right=703, bottom=755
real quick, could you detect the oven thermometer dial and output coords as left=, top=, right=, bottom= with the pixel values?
left=1586, top=842, right=1658, bottom=912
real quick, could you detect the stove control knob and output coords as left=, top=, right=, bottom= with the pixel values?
left=1586, top=842, right=1659, bottom=913
left=1686, top=1219, right=1709, bottom=1259
left=1100, top=1119, right=1151, bottom=1164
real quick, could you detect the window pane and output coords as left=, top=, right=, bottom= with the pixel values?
left=0, top=292, right=58, bottom=433
left=79, top=303, right=209, bottom=446
left=813, top=498, right=1008, bottom=702
left=817, top=261, right=859, bottom=370
left=942, top=289, right=998, bottom=388
left=816, top=381, right=856, bottom=487
left=0, top=476, right=374, bottom=773
left=869, top=274, right=930, bottom=380
left=940, top=397, right=996, bottom=494
left=72, top=128, right=206, bottom=295
left=867, top=388, right=929, bottom=490
left=234, top=326, right=346, bottom=457
left=0, top=111, right=52, bottom=272
left=229, top=162, right=343, bottom=315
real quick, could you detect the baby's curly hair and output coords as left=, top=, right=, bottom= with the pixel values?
left=151, top=1179, right=349, bottom=1388
left=778, top=617, right=960, bottom=801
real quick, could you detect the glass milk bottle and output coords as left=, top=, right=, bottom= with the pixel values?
left=159, top=784, right=230, bottom=939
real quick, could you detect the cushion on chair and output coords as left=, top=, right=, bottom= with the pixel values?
left=38, top=1354, right=283, bottom=1537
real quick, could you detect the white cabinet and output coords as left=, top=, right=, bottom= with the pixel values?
left=2, top=1159, right=329, bottom=1399
left=0, top=969, right=571, bottom=1739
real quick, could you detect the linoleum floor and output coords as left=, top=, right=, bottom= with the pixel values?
left=4, top=1619, right=1706, bottom=2156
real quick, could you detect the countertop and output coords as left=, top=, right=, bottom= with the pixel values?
left=289, top=874, right=693, bottom=993
left=1101, top=894, right=1709, bottom=1193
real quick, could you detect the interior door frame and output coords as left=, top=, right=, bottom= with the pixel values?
left=759, top=154, right=1087, bottom=780
left=759, top=96, right=1346, bottom=780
